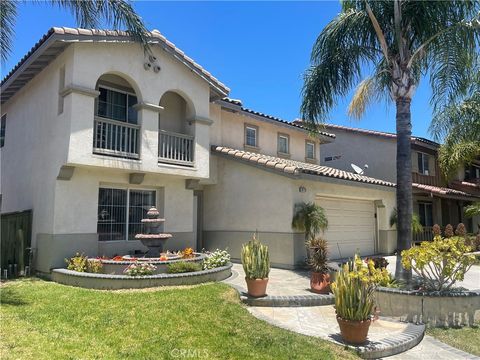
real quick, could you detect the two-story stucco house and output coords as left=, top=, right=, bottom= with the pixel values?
left=314, top=123, right=480, bottom=241
left=1, top=27, right=400, bottom=275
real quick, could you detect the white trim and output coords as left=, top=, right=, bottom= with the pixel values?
left=60, top=84, right=100, bottom=98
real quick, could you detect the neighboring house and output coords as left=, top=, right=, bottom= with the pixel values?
left=312, top=123, right=480, bottom=240
left=1, top=27, right=398, bottom=274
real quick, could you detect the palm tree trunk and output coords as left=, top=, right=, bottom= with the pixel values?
left=395, top=97, right=413, bottom=283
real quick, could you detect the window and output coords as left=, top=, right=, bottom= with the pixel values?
left=418, top=202, right=433, bottom=227
left=97, top=87, right=138, bottom=124
left=324, top=155, right=341, bottom=162
left=306, top=141, right=315, bottom=159
left=245, top=125, right=258, bottom=147
left=0, top=114, right=5, bottom=148
left=417, top=152, right=430, bottom=175
left=277, top=133, right=289, bottom=154
left=97, top=188, right=156, bottom=241
left=465, top=165, right=480, bottom=180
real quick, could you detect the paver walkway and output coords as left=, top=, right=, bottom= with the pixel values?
left=224, top=262, right=480, bottom=359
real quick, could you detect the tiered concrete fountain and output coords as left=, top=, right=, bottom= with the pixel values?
left=135, top=207, right=173, bottom=257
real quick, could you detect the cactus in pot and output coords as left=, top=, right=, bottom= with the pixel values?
left=241, top=233, right=270, bottom=297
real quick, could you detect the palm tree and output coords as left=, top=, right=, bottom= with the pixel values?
left=300, top=1, right=479, bottom=282
left=430, top=65, right=480, bottom=180
left=292, top=202, right=328, bottom=241
left=0, top=0, right=150, bottom=63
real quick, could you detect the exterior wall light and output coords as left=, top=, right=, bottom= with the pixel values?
left=299, top=186, right=306, bottom=193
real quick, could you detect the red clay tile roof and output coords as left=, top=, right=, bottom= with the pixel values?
left=293, top=121, right=438, bottom=147
left=412, top=183, right=480, bottom=199
left=211, top=146, right=395, bottom=188
left=1, top=27, right=229, bottom=103
left=219, top=98, right=336, bottom=140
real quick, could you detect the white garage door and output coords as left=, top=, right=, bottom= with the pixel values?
left=316, top=197, right=376, bottom=260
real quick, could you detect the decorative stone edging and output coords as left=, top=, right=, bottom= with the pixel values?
left=249, top=308, right=426, bottom=360
left=240, top=293, right=335, bottom=307
left=51, top=263, right=233, bottom=290
left=376, top=287, right=480, bottom=327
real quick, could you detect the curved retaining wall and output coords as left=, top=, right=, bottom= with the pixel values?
left=51, top=263, right=233, bottom=290
left=376, top=287, right=480, bottom=327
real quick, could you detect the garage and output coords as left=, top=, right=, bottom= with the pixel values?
left=316, top=196, right=376, bottom=260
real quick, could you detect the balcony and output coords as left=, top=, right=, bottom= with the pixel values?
left=413, top=226, right=433, bottom=244
left=158, top=130, right=194, bottom=167
left=412, top=172, right=441, bottom=186
left=93, top=117, right=140, bottom=159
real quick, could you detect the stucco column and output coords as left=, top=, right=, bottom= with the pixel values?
left=190, top=117, right=213, bottom=178
left=134, top=102, right=163, bottom=165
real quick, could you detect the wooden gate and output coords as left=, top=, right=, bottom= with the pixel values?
left=1, top=210, right=32, bottom=277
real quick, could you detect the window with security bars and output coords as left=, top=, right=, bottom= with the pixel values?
left=97, top=188, right=156, bottom=241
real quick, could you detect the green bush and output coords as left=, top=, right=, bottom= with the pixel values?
left=306, top=237, right=329, bottom=273
left=241, top=233, right=270, bottom=280
left=331, top=259, right=375, bottom=321
left=203, top=249, right=231, bottom=270
left=167, top=261, right=202, bottom=274
left=401, top=236, right=476, bottom=291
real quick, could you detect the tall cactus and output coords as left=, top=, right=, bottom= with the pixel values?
left=241, top=233, right=270, bottom=280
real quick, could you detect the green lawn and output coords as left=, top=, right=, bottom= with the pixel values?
left=0, top=279, right=356, bottom=360
left=427, top=325, right=480, bottom=356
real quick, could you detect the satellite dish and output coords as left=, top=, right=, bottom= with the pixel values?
left=351, top=163, right=365, bottom=175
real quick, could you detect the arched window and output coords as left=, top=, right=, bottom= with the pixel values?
left=93, top=74, right=141, bottom=159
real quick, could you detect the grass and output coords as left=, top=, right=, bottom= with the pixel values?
left=427, top=325, right=480, bottom=356
left=0, top=279, right=356, bottom=360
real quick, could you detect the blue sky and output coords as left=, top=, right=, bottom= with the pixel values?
left=3, top=1, right=435, bottom=139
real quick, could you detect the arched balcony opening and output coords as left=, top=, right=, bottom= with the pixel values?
left=93, top=73, right=141, bottom=159
left=158, top=91, right=195, bottom=166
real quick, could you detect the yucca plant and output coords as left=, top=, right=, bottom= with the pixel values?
left=331, top=264, right=375, bottom=321
left=241, top=233, right=270, bottom=280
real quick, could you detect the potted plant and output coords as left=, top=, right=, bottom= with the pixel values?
left=306, top=237, right=330, bottom=293
left=331, top=261, right=375, bottom=344
left=241, top=233, right=270, bottom=297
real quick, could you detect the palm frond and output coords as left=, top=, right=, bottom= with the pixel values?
left=390, top=207, right=423, bottom=235
left=52, top=0, right=150, bottom=52
left=438, top=140, right=480, bottom=180
left=464, top=203, right=480, bottom=218
left=292, top=202, right=328, bottom=240
left=0, top=0, right=17, bottom=63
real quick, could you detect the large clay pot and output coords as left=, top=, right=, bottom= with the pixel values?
left=245, top=278, right=268, bottom=297
left=336, top=317, right=371, bottom=344
left=310, top=272, right=330, bottom=294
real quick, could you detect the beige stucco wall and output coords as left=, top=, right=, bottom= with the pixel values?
left=209, top=103, right=323, bottom=164
left=203, top=157, right=396, bottom=267
left=66, top=42, right=212, bottom=178
left=1, top=46, right=75, bottom=240
left=320, top=129, right=397, bottom=182
left=34, top=166, right=197, bottom=272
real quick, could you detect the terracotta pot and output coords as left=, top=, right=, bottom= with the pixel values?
left=336, top=316, right=371, bottom=345
left=310, top=272, right=330, bottom=294
left=245, top=278, right=268, bottom=297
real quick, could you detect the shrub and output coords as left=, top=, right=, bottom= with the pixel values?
left=465, top=234, right=480, bottom=251
left=444, top=224, right=454, bottom=238
left=123, top=263, right=156, bottom=276
left=86, top=259, right=103, bottom=273
left=181, top=247, right=195, bottom=259
left=432, top=224, right=441, bottom=236
left=331, top=260, right=375, bottom=321
left=306, top=237, right=329, bottom=273
left=349, top=255, right=396, bottom=287
left=65, top=253, right=103, bottom=273
left=401, top=236, right=476, bottom=291
left=455, top=223, right=466, bottom=237
left=167, top=261, right=202, bottom=274
left=241, top=233, right=270, bottom=280
left=203, top=249, right=231, bottom=270
left=66, top=253, right=88, bottom=272
left=364, top=257, right=388, bottom=269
